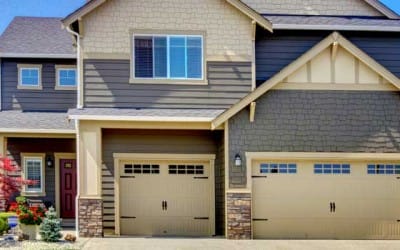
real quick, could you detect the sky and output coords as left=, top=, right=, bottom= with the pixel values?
left=0, top=0, right=399, bottom=35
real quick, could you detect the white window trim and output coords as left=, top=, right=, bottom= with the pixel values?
left=21, top=153, right=46, bottom=197
left=130, top=30, right=207, bottom=85
left=17, top=64, right=42, bottom=90
left=55, top=65, right=77, bottom=90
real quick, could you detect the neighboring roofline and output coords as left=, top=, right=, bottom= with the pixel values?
left=363, top=0, right=400, bottom=19
left=211, top=31, right=400, bottom=129
left=62, top=0, right=273, bottom=32
left=272, top=23, right=400, bottom=32
left=68, top=114, right=215, bottom=122
left=0, top=128, right=75, bottom=134
left=0, top=53, right=76, bottom=59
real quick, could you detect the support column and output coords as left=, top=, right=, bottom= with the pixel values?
left=227, top=192, right=251, bottom=239
left=78, top=122, right=103, bottom=237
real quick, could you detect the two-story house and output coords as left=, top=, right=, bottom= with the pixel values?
left=0, top=17, right=77, bottom=227
left=1, top=0, right=400, bottom=241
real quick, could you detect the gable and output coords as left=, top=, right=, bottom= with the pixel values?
left=274, top=45, right=396, bottom=91
left=242, top=0, right=387, bottom=17
left=212, top=31, right=400, bottom=129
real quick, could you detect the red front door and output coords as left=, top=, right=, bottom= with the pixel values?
left=60, top=159, right=77, bottom=218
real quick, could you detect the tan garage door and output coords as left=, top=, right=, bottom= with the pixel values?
left=252, top=160, right=400, bottom=239
left=119, top=159, right=213, bottom=236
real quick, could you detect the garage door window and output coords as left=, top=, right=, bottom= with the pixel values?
left=260, top=163, right=297, bottom=174
left=367, top=164, right=400, bottom=175
left=314, top=164, right=350, bottom=174
left=169, top=165, right=204, bottom=175
left=124, top=164, right=160, bottom=174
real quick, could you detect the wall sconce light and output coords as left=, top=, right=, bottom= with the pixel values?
left=46, top=155, right=54, bottom=168
left=234, top=153, right=242, bottom=167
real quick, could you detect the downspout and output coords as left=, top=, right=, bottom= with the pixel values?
left=66, top=25, right=83, bottom=109
left=65, top=24, right=82, bottom=236
left=0, top=58, right=2, bottom=110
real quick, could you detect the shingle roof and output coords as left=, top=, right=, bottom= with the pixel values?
left=265, top=15, right=400, bottom=31
left=68, top=108, right=225, bottom=121
left=0, top=17, right=75, bottom=58
left=0, top=111, right=74, bottom=132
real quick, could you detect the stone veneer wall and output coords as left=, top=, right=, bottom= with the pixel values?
left=227, top=192, right=251, bottom=239
left=78, top=199, right=103, bottom=237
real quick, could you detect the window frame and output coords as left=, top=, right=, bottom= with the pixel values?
left=17, top=64, right=42, bottom=90
left=21, top=153, right=46, bottom=196
left=130, top=30, right=207, bottom=85
left=55, top=65, right=77, bottom=90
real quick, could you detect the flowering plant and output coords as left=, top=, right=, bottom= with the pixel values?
left=8, top=197, right=45, bottom=225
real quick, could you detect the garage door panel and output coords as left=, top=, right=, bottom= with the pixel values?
left=333, top=198, right=400, bottom=219
left=253, top=218, right=334, bottom=239
left=331, top=219, right=400, bottom=239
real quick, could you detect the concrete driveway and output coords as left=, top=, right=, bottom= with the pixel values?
left=82, top=237, right=400, bottom=250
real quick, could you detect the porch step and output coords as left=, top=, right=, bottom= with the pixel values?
left=61, top=218, right=75, bottom=229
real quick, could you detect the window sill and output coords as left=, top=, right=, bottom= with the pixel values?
left=21, top=191, right=46, bottom=197
left=17, top=85, right=43, bottom=90
left=129, top=78, right=208, bottom=85
left=55, top=86, right=77, bottom=91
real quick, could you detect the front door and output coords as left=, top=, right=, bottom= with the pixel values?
left=60, top=159, right=77, bottom=218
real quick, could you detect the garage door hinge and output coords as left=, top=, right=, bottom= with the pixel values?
left=120, top=216, right=136, bottom=219
left=193, top=177, right=208, bottom=179
left=252, top=176, right=267, bottom=178
left=120, top=176, right=136, bottom=178
left=194, top=217, right=209, bottom=220
left=252, top=218, right=268, bottom=221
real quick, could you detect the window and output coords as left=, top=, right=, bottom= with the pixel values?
left=314, top=163, right=350, bottom=174
left=124, top=164, right=160, bottom=174
left=169, top=165, right=204, bottom=175
left=18, top=65, right=42, bottom=89
left=22, top=155, right=45, bottom=195
left=259, top=163, right=297, bottom=174
left=56, top=66, right=77, bottom=89
left=367, top=164, right=400, bottom=175
left=133, top=34, right=203, bottom=81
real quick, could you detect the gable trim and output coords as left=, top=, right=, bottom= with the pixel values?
left=62, top=0, right=273, bottom=32
left=211, top=31, right=400, bottom=129
left=363, top=0, right=400, bottom=19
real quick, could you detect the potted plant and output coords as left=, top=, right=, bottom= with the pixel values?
left=9, top=196, right=45, bottom=240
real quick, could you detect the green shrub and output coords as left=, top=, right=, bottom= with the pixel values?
left=0, top=218, right=6, bottom=235
left=0, top=212, right=17, bottom=233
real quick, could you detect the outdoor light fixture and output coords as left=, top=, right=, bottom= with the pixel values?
left=46, top=155, right=54, bottom=168
left=234, top=153, right=242, bottom=167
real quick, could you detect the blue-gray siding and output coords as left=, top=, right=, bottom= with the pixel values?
left=255, top=30, right=400, bottom=86
left=1, top=58, right=77, bottom=111
left=229, top=90, right=400, bottom=187
left=84, top=60, right=252, bottom=109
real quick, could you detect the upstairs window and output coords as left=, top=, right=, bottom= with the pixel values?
left=133, top=34, right=203, bottom=80
left=56, top=66, right=77, bottom=89
left=18, top=64, right=42, bottom=89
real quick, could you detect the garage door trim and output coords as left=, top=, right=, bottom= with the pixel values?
left=113, top=153, right=216, bottom=236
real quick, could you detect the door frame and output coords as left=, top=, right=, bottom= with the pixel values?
left=54, top=152, right=76, bottom=218
left=245, top=151, right=400, bottom=239
left=113, top=153, right=216, bottom=236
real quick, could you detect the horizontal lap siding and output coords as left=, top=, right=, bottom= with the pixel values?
left=255, top=30, right=400, bottom=85
left=6, top=138, right=76, bottom=209
left=229, top=90, right=400, bottom=188
left=101, top=129, right=223, bottom=233
left=84, top=60, right=251, bottom=109
left=1, top=58, right=77, bottom=111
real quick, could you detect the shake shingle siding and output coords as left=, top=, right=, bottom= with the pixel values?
left=229, top=90, right=400, bottom=187
left=1, top=58, right=77, bottom=111
left=255, top=30, right=400, bottom=85
left=84, top=60, right=252, bottom=109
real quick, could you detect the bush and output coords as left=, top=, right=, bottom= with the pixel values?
left=0, top=212, right=17, bottom=233
left=0, top=218, right=6, bottom=235
left=39, top=207, right=62, bottom=242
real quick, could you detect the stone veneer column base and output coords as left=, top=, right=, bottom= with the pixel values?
left=78, top=198, right=103, bottom=237
left=227, top=192, right=251, bottom=239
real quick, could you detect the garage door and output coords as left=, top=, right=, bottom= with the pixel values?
left=119, top=159, right=213, bottom=236
left=252, top=160, right=400, bottom=239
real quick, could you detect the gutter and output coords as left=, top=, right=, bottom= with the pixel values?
left=65, top=26, right=83, bottom=109
left=273, top=24, right=400, bottom=32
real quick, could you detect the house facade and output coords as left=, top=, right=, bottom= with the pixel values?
left=0, top=17, right=77, bottom=226
left=1, top=0, right=400, bottom=240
